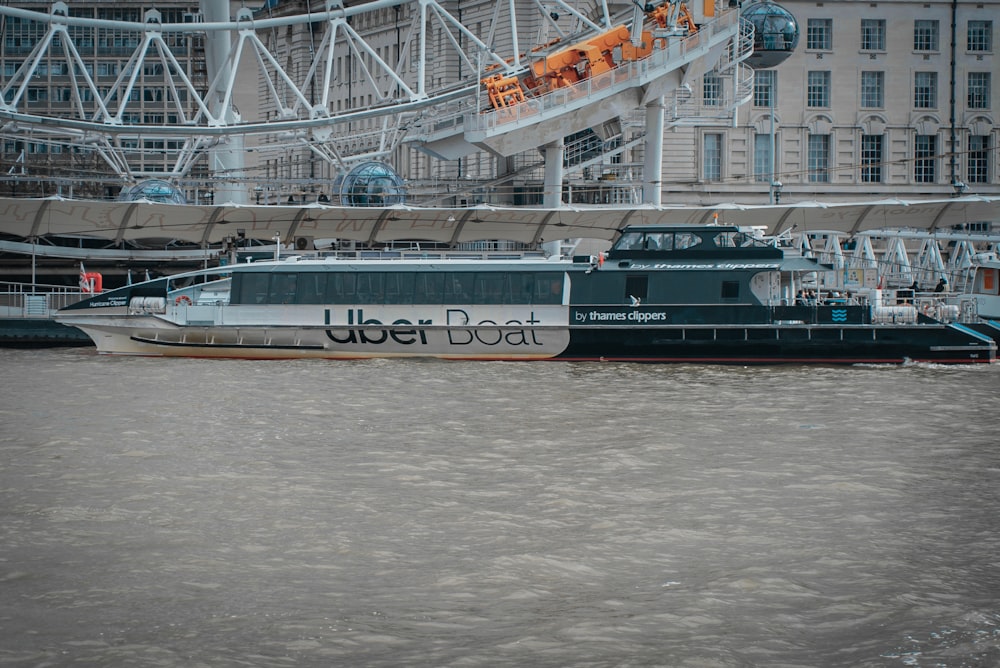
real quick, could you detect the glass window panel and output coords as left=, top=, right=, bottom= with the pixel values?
left=513, top=273, right=536, bottom=304
left=294, top=272, right=326, bottom=304
left=473, top=272, right=507, bottom=304
left=269, top=273, right=298, bottom=304
left=675, top=232, right=701, bottom=250
left=861, top=19, right=886, bottom=50
left=808, top=135, right=830, bottom=183
left=327, top=273, right=357, bottom=304
left=354, top=273, right=385, bottom=304
left=535, top=273, right=564, bottom=304
left=914, top=72, right=937, bottom=108
left=644, top=233, right=670, bottom=251
left=753, top=69, right=775, bottom=107
left=861, top=134, right=883, bottom=183
left=703, top=133, right=722, bottom=181
left=967, top=20, right=992, bottom=52
left=861, top=71, right=884, bottom=108
left=968, top=135, right=990, bottom=183
left=914, top=135, right=937, bottom=183
left=703, top=73, right=722, bottom=106
left=412, top=272, right=444, bottom=304
left=806, top=18, right=832, bottom=50
left=968, top=72, right=991, bottom=109
left=807, top=71, right=830, bottom=107
left=913, top=20, right=939, bottom=51
left=444, top=273, right=474, bottom=302
left=754, top=134, right=773, bottom=182
left=234, top=273, right=269, bottom=304
left=383, top=272, right=415, bottom=304
left=616, top=232, right=645, bottom=250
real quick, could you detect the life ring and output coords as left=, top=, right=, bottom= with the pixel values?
left=175, top=295, right=193, bottom=306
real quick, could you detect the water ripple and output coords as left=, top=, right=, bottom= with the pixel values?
left=1, top=349, right=998, bottom=666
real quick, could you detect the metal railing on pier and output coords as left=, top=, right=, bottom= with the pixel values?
left=0, top=282, right=90, bottom=319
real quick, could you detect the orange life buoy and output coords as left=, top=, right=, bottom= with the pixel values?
left=175, top=295, right=193, bottom=306
left=80, top=271, right=103, bottom=293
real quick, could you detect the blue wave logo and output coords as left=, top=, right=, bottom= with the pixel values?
left=831, top=309, right=847, bottom=322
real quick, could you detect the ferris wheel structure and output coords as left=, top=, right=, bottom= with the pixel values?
left=0, top=0, right=753, bottom=204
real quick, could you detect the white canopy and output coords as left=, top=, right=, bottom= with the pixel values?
left=2, top=195, right=998, bottom=246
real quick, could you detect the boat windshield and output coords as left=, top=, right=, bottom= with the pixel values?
left=614, top=228, right=770, bottom=252
left=712, top=230, right=768, bottom=248
left=613, top=230, right=705, bottom=252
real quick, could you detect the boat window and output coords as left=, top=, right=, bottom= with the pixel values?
left=232, top=270, right=567, bottom=305
left=721, top=281, right=740, bottom=300
left=474, top=272, right=508, bottom=304
left=533, top=273, right=564, bottom=304
left=413, top=272, right=445, bottom=304
left=295, top=273, right=327, bottom=304
left=714, top=232, right=737, bottom=248
left=444, top=273, right=475, bottom=302
left=644, top=233, right=672, bottom=250
left=232, top=273, right=269, bottom=304
left=354, top=273, right=385, bottom=304
left=384, top=273, right=415, bottom=304
left=616, top=232, right=645, bottom=250
left=512, top=272, right=535, bottom=303
left=269, top=273, right=298, bottom=304
left=674, top=232, right=702, bottom=250
left=327, top=273, right=358, bottom=304
left=651, top=233, right=673, bottom=251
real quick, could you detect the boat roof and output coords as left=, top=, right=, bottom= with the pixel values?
left=221, top=256, right=580, bottom=273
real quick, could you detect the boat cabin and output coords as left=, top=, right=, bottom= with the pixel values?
left=606, top=225, right=782, bottom=261
left=572, top=225, right=793, bottom=311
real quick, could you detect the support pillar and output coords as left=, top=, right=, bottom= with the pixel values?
left=542, top=140, right=564, bottom=256
left=202, top=0, right=246, bottom=204
left=642, top=96, right=665, bottom=206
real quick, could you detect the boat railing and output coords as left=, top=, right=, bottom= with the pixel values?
left=0, top=282, right=91, bottom=319
left=275, top=249, right=551, bottom=262
left=912, top=292, right=978, bottom=323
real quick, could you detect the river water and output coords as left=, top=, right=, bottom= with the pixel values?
left=1, top=348, right=999, bottom=667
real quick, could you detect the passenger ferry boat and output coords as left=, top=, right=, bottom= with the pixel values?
left=56, top=225, right=997, bottom=364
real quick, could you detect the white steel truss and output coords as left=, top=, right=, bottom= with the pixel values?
left=0, top=0, right=749, bottom=186
left=805, top=229, right=1000, bottom=292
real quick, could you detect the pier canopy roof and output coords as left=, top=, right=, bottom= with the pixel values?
left=1, top=195, right=998, bottom=247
